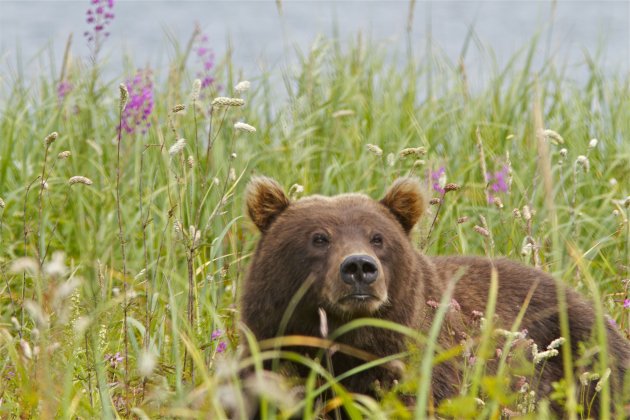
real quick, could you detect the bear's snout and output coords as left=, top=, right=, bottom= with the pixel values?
left=340, top=254, right=379, bottom=286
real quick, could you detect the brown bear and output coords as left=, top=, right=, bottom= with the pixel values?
left=241, top=176, right=630, bottom=417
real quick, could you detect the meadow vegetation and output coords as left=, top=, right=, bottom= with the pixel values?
left=0, top=4, right=629, bottom=418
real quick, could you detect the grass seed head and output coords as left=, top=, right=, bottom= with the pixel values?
left=189, top=225, right=201, bottom=247
left=522, top=205, right=532, bottom=221
left=139, top=350, right=157, bottom=377
left=234, top=80, right=251, bottom=93
left=366, top=143, right=383, bottom=156
left=212, top=97, right=245, bottom=107
left=595, top=368, right=611, bottom=392
left=187, top=155, right=195, bottom=168
left=172, top=104, right=185, bottom=113
left=332, top=109, right=355, bottom=118
left=444, top=183, right=460, bottom=192
left=473, top=225, right=489, bottom=237
left=173, top=219, right=183, bottom=239
left=58, top=151, right=71, bottom=159
left=533, top=349, right=559, bottom=364
left=588, top=138, right=598, bottom=149
left=10, top=257, right=39, bottom=274
left=234, top=122, right=256, bottom=133
left=386, top=153, right=395, bottom=167
left=399, top=147, right=427, bottom=158
left=191, top=79, right=202, bottom=101
left=168, top=138, right=186, bottom=156
left=541, top=129, right=564, bottom=145
left=289, top=183, right=304, bottom=198
left=20, top=339, right=33, bottom=359
left=45, top=132, right=58, bottom=146
left=0, top=197, right=5, bottom=208
left=119, top=83, right=129, bottom=112
left=575, top=155, right=590, bottom=172
left=547, top=337, right=565, bottom=350
left=69, top=176, right=93, bottom=186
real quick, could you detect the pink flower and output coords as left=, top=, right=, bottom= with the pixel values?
left=194, top=29, right=216, bottom=93
left=624, top=299, right=630, bottom=309
left=487, top=165, right=509, bottom=203
left=211, top=329, right=222, bottom=340
left=119, top=69, right=154, bottom=135
left=450, top=299, right=461, bottom=311
left=426, top=300, right=439, bottom=309
left=57, top=80, right=73, bottom=100
left=84, top=0, right=116, bottom=57
left=216, top=341, right=227, bottom=353
left=429, top=167, right=446, bottom=195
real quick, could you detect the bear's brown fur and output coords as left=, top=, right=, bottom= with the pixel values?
left=241, top=176, right=630, bottom=416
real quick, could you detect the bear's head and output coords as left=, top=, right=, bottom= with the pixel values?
left=242, top=177, right=428, bottom=338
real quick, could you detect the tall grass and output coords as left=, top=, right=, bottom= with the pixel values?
left=0, top=24, right=629, bottom=418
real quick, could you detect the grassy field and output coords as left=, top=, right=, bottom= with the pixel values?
left=0, top=12, right=629, bottom=419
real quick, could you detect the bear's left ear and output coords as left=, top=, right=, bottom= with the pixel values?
left=380, top=178, right=425, bottom=234
left=246, top=176, right=290, bottom=233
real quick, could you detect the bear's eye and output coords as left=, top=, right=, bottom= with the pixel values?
left=312, top=233, right=330, bottom=247
left=370, top=233, right=383, bottom=247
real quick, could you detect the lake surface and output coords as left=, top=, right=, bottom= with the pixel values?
left=1, top=1, right=629, bottom=86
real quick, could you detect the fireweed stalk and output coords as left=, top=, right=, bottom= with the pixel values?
left=120, top=69, right=154, bottom=135
left=84, top=0, right=115, bottom=62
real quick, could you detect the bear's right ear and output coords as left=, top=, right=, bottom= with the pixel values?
left=380, top=177, right=425, bottom=234
left=246, top=176, right=290, bottom=233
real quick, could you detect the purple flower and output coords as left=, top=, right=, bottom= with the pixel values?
left=194, top=29, right=215, bottom=92
left=429, top=167, right=446, bottom=195
left=487, top=165, right=509, bottom=203
left=624, top=299, right=630, bottom=309
left=84, top=0, right=116, bottom=57
left=607, top=316, right=618, bottom=328
left=211, top=329, right=222, bottom=340
left=57, top=80, right=73, bottom=100
left=120, top=69, right=154, bottom=135
left=104, top=352, right=123, bottom=368
left=216, top=341, right=227, bottom=353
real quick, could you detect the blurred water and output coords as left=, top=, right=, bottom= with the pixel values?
left=0, top=1, right=628, bottom=86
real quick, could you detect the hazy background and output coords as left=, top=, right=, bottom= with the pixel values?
left=1, top=1, right=629, bottom=85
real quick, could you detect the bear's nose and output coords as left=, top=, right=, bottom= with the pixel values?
left=340, top=255, right=379, bottom=285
